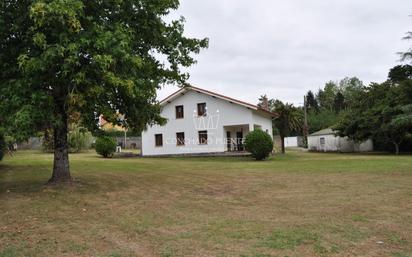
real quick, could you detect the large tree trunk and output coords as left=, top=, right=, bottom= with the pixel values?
left=280, top=136, right=285, bottom=154
left=48, top=107, right=71, bottom=184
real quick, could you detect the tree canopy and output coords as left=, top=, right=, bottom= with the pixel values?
left=259, top=97, right=303, bottom=154
left=388, top=65, right=412, bottom=84
left=334, top=81, right=412, bottom=154
left=304, top=77, right=364, bottom=133
left=334, top=30, right=412, bottom=154
left=0, top=0, right=208, bottom=182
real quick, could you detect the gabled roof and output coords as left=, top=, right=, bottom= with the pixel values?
left=98, top=115, right=127, bottom=132
left=309, top=128, right=336, bottom=136
left=160, top=85, right=278, bottom=117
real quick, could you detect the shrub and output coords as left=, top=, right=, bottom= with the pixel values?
left=68, top=126, right=94, bottom=153
left=41, top=129, right=54, bottom=153
left=95, top=136, right=116, bottom=158
left=244, top=130, right=273, bottom=160
left=42, top=127, right=94, bottom=153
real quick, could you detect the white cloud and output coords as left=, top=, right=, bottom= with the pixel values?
left=158, top=0, right=412, bottom=105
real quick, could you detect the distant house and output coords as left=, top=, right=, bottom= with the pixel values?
left=98, top=115, right=126, bottom=132
left=141, top=86, right=277, bottom=156
left=308, top=128, right=373, bottom=153
left=99, top=115, right=141, bottom=149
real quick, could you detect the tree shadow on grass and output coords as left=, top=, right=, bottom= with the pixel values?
left=0, top=163, right=121, bottom=197
left=0, top=163, right=84, bottom=195
left=0, top=175, right=46, bottom=195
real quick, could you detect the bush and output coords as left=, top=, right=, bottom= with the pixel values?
left=244, top=130, right=273, bottom=160
left=42, top=127, right=94, bottom=153
left=68, top=126, right=94, bottom=153
left=95, top=136, right=116, bottom=158
left=41, top=129, right=54, bottom=153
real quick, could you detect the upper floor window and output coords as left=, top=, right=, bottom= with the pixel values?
left=197, top=103, right=206, bottom=116
left=175, top=105, right=184, bottom=119
left=155, top=134, right=163, bottom=147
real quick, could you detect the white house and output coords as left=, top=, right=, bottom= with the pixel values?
left=308, top=128, right=373, bottom=153
left=141, top=86, right=276, bottom=156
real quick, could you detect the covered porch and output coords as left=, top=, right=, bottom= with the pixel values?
left=223, top=124, right=262, bottom=152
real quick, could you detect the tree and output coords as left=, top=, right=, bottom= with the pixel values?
left=400, top=31, right=412, bottom=63
left=262, top=99, right=303, bottom=154
left=305, top=77, right=364, bottom=135
left=317, top=81, right=338, bottom=111
left=339, top=77, right=364, bottom=108
left=335, top=82, right=412, bottom=154
left=0, top=1, right=208, bottom=183
left=307, top=109, right=340, bottom=134
left=384, top=105, right=412, bottom=154
left=305, top=90, right=319, bottom=113
left=333, top=92, right=345, bottom=113
left=388, top=65, right=412, bottom=84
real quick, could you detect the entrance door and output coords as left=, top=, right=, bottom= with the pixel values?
left=236, top=131, right=243, bottom=151
left=226, top=131, right=231, bottom=151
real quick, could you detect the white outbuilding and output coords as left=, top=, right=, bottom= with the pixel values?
left=284, top=136, right=305, bottom=148
left=308, top=128, right=373, bottom=153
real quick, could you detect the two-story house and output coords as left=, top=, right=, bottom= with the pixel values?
left=141, top=86, right=276, bottom=156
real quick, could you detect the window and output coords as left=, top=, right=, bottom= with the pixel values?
left=155, top=134, right=163, bottom=147
left=320, top=137, right=325, bottom=145
left=197, top=103, right=206, bottom=116
left=176, top=132, right=185, bottom=146
left=198, top=130, right=208, bottom=145
left=175, top=105, right=184, bottom=119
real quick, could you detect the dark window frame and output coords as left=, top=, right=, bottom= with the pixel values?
left=320, top=137, right=325, bottom=145
left=176, top=132, right=185, bottom=146
left=155, top=134, right=163, bottom=147
left=198, top=130, right=208, bottom=145
left=197, top=103, right=207, bottom=117
left=175, top=105, right=184, bottom=119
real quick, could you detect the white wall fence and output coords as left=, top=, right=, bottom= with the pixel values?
left=284, top=136, right=305, bottom=148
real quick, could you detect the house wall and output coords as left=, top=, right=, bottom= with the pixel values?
left=285, top=137, right=298, bottom=147
left=354, top=140, right=374, bottom=152
left=252, top=111, right=273, bottom=138
left=308, top=134, right=373, bottom=152
left=308, top=134, right=337, bottom=152
left=141, top=91, right=272, bottom=156
left=285, top=137, right=305, bottom=148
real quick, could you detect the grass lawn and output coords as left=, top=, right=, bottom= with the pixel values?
left=1, top=150, right=412, bottom=257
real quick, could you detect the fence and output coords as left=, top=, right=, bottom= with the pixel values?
left=114, top=137, right=142, bottom=149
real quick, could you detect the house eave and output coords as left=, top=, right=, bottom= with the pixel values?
left=160, top=85, right=278, bottom=118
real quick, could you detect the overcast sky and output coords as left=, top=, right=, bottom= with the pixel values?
left=158, top=1, right=412, bottom=106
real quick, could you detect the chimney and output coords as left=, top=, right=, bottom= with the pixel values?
left=261, top=95, right=269, bottom=111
